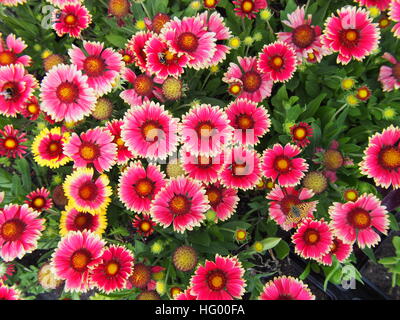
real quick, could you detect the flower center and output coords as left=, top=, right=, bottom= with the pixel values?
left=1, top=82, right=19, bottom=100
left=206, top=269, right=227, bottom=291
left=83, top=56, right=105, bottom=77
left=64, top=14, right=77, bottom=25
left=348, top=208, right=371, bottom=229
left=122, top=54, right=132, bottom=63
left=70, top=249, right=92, bottom=272
left=56, top=82, right=79, bottom=104
left=206, top=186, right=222, bottom=206
left=108, top=0, right=130, bottom=17
left=140, top=221, right=151, bottom=232
left=115, top=137, right=125, bottom=147
left=133, top=74, right=154, bottom=96
left=340, top=29, right=359, bottom=48
left=242, top=71, right=262, bottom=93
left=130, top=263, right=151, bottom=288
left=134, top=178, right=154, bottom=198
left=378, top=146, right=400, bottom=170
left=47, top=141, right=62, bottom=158
left=236, top=230, right=247, bottom=241
left=278, top=294, right=294, bottom=300
left=357, top=88, right=369, bottom=99
left=79, top=143, right=100, bottom=161
left=141, top=120, right=160, bottom=142
left=161, top=50, right=177, bottom=65
left=323, top=149, right=343, bottom=170
left=344, top=190, right=358, bottom=201
left=280, top=195, right=301, bottom=214
left=292, top=24, right=316, bottom=48
left=197, top=122, right=214, bottom=138
left=392, top=63, right=400, bottom=82
left=78, top=181, right=98, bottom=201
left=3, top=137, right=17, bottom=150
left=74, top=212, right=94, bottom=230
left=236, top=114, right=254, bottom=130
left=274, top=156, right=291, bottom=173
left=27, top=103, right=39, bottom=114
left=241, top=0, right=254, bottom=13
left=105, top=261, right=120, bottom=276
left=32, top=197, right=46, bottom=209
left=169, top=194, right=191, bottom=216
left=1, top=219, right=25, bottom=241
left=228, top=83, right=242, bottom=95
left=177, top=32, right=199, bottom=53
left=204, top=0, right=217, bottom=8
left=0, top=51, right=17, bottom=66
left=303, top=229, right=320, bottom=245
left=330, top=239, right=339, bottom=254
left=293, top=127, right=307, bottom=140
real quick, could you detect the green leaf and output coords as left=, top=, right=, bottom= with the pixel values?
left=105, top=34, right=127, bottom=48
left=299, top=262, right=311, bottom=280
left=189, top=230, right=211, bottom=247
left=273, top=240, right=290, bottom=260
left=261, top=237, right=281, bottom=250
left=379, top=257, right=398, bottom=265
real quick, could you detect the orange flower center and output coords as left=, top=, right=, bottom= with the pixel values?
left=233, top=162, right=248, bottom=176
left=303, top=229, right=320, bottom=245
left=78, top=182, right=98, bottom=201
left=134, top=74, right=153, bottom=96
left=64, top=14, right=77, bottom=25
left=79, top=143, right=99, bottom=161
left=105, top=261, right=120, bottom=276
left=379, top=18, right=390, bottom=28
left=242, top=71, right=262, bottom=93
left=152, top=13, right=170, bottom=34
left=141, top=121, right=160, bottom=142
left=134, top=178, right=154, bottom=197
left=169, top=195, right=191, bottom=216
left=236, top=114, right=254, bottom=130
left=74, top=213, right=93, bottom=230
left=274, top=156, right=291, bottom=173
left=197, top=122, right=214, bottom=138
left=108, top=0, right=130, bottom=17
left=0, top=51, right=17, bottom=66
left=378, top=146, right=400, bottom=170
left=348, top=208, right=371, bottom=229
left=236, top=229, right=247, bottom=241
left=115, top=137, right=125, bottom=147
left=204, top=0, right=217, bottom=8
left=83, top=56, right=105, bottom=77
left=56, top=82, right=79, bottom=103
left=344, top=190, right=358, bottom=202
left=1, top=219, right=25, bottom=241
left=206, top=269, right=226, bottom=291
left=241, top=0, right=254, bottom=13
left=341, top=29, right=359, bottom=48
left=140, top=221, right=151, bottom=232
left=177, top=32, right=199, bottom=53
left=3, top=137, right=17, bottom=150
left=292, top=24, right=316, bottom=48
left=122, top=54, right=132, bottom=63
left=27, top=103, right=39, bottom=114
left=293, top=127, right=307, bottom=140
left=33, top=197, right=45, bottom=209
left=229, top=83, right=242, bottom=95
left=130, top=263, right=151, bottom=288
left=206, top=187, right=222, bottom=206
left=70, top=249, right=91, bottom=272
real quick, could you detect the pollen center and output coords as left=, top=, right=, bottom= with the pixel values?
left=27, top=103, right=39, bottom=114
left=206, top=187, right=222, bottom=206
left=229, top=83, right=242, bottom=95
left=0, top=51, right=17, bottom=66
left=140, top=221, right=151, bottom=232
left=4, top=138, right=17, bottom=149
left=134, top=178, right=154, bottom=197
left=141, top=121, right=160, bottom=142
left=78, top=182, right=98, bottom=201
left=304, top=229, right=320, bottom=244
left=292, top=24, right=316, bottom=48
left=207, top=269, right=226, bottom=291
left=274, top=156, right=290, bottom=172
left=105, top=261, right=120, bottom=276
left=177, top=32, right=199, bottom=53
left=33, top=197, right=45, bottom=209
left=169, top=195, right=191, bottom=216
left=74, top=213, right=93, bottom=230
left=323, top=149, right=344, bottom=170
left=1, top=219, right=25, bottom=241
left=64, top=14, right=77, bottom=25
left=83, top=56, right=105, bottom=77
left=56, top=82, right=79, bottom=104
left=236, top=114, right=254, bottom=130
left=294, top=127, right=306, bottom=140
left=71, top=249, right=91, bottom=271
left=341, top=29, right=359, bottom=48
left=134, top=74, right=153, bottom=96
left=242, top=71, right=262, bottom=92
left=379, top=146, right=400, bottom=170
left=241, top=0, right=254, bottom=13
left=79, top=143, right=99, bottom=161
left=348, top=208, right=371, bottom=229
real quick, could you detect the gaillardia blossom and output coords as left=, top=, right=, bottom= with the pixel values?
left=389, top=0, right=400, bottom=38
left=182, top=151, right=225, bottom=184
left=355, top=0, right=392, bottom=11
left=0, top=124, right=27, bottom=158
left=0, top=284, right=20, bottom=300
left=53, top=4, right=92, bottom=38
left=204, top=181, right=239, bottom=221
left=25, top=187, right=53, bottom=213
left=126, top=31, right=153, bottom=72
left=259, top=276, right=315, bottom=300
left=105, top=120, right=134, bottom=164
left=378, top=52, right=400, bottom=92
left=132, top=214, right=156, bottom=237
left=21, top=96, right=41, bottom=120
left=0, top=33, right=31, bottom=66
left=317, top=236, right=352, bottom=266
left=232, top=0, right=268, bottom=20
left=290, top=122, right=313, bottom=148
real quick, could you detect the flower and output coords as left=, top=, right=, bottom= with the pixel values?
left=0, top=284, right=20, bottom=300
left=92, top=97, right=114, bottom=120
left=0, top=124, right=27, bottom=158
left=382, top=107, right=397, bottom=120
left=160, top=16, right=217, bottom=70
left=175, top=287, right=197, bottom=300
left=360, top=125, right=400, bottom=189
left=161, top=77, right=184, bottom=100
left=322, top=6, right=380, bottom=64
left=0, top=204, right=45, bottom=261
left=0, top=33, right=31, bottom=66
left=127, top=263, right=163, bottom=290
left=0, top=0, right=27, bottom=6
left=0, top=64, right=37, bottom=117
left=343, top=189, right=359, bottom=202
left=145, top=13, right=171, bottom=34
left=172, top=245, right=198, bottom=272
left=60, top=205, right=107, bottom=237
left=69, top=41, right=124, bottom=97
left=105, top=120, right=133, bottom=164
left=181, top=104, right=232, bottom=157
left=53, top=4, right=92, bottom=38
left=118, top=161, right=166, bottom=213
left=43, top=53, right=65, bottom=72
left=20, top=96, right=41, bottom=120
left=232, top=0, right=268, bottom=20
left=119, top=49, right=135, bottom=65
left=191, top=255, right=246, bottom=300
left=302, top=171, right=328, bottom=195
left=0, top=261, right=15, bottom=282
left=261, top=143, right=308, bottom=187
left=121, top=101, right=179, bottom=160
left=225, top=98, right=270, bottom=146
left=46, top=0, right=83, bottom=8
left=132, top=214, right=156, bottom=237
left=223, top=56, right=272, bottom=103
left=329, top=193, right=389, bottom=248
left=64, top=127, right=117, bottom=172
left=91, top=245, right=134, bottom=293
left=204, top=181, right=239, bottom=221
left=52, top=230, right=105, bottom=292
left=32, top=127, right=71, bottom=169
left=378, top=52, right=400, bottom=92
left=150, top=176, right=210, bottom=233
left=355, top=0, right=392, bottom=11
left=182, top=151, right=224, bottom=183
left=25, top=187, right=53, bottom=213
left=356, top=86, right=371, bottom=101
left=108, top=0, right=131, bottom=26
left=341, top=77, right=356, bottom=90
left=290, top=122, right=313, bottom=148
left=257, top=42, right=297, bottom=82
left=267, top=185, right=317, bottom=231
left=38, top=262, right=63, bottom=290
left=63, top=167, right=112, bottom=215
left=40, top=64, right=97, bottom=123
left=277, top=6, right=324, bottom=63
left=389, top=0, right=400, bottom=38
left=317, top=237, right=352, bottom=266
left=259, top=276, right=315, bottom=300
left=220, top=147, right=262, bottom=190
left=126, top=31, right=153, bottom=72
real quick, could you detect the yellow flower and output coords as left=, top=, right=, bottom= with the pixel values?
left=190, top=1, right=201, bottom=10
left=41, top=49, right=53, bottom=59
left=156, top=281, right=166, bottom=295
left=368, top=7, right=380, bottom=18
left=253, top=32, right=263, bottom=42
left=243, top=36, right=254, bottom=46
left=135, top=20, right=146, bottom=30
left=345, top=94, right=359, bottom=107
left=210, top=65, right=219, bottom=74
left=253, top=241, right=264, bottom=252
left=229, top=37, right=241, bottom=49
left=341, top=78, right=356, bottom=90
left=151, top=241, right=164, bottom=254
left=383, top=107, right=397, bottom=120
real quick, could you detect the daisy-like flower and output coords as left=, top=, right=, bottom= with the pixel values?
left=32, top=127, right=71, bottom=169
left=290, top=122, right=313, bottom=148
left=191, top=255, right=246, bottom=300
left=257, top=42, right=297, bottom=82
left=317, top=237, right=353, bottom=266
left=145, top=13, right=171, bottom=34
left=69, top=41, right=124, bottom=97
left=232, top=0, right=268, bottom=20
left=225, top=98, right=270, bottom=146
left=203, top=0, right=220, bottom=9
left=121, top=101, right=179, bottom=160
left=302, top=171, right=328, bottom=195
left=259, top=276, right=315, bottom=300
left=40, top=64, right=97, bottom=123
left=150, top=176, right=210, bottom=233
left=277, top=6, right=324, bottom=63
left=0, top=0, right=27, bottom=6
left=127, top=263, right=163, bottom=290
left=46, top=0, right=83, bottom=8
left=119, top=49, right=135, bottom=65
left=63, top=167, right=112, bottom=215
left=59, top=205, right=107, bottom=237
left=261, top=143, right=308, bottom=187
left=118, top=161, right=166, bottom=213
left=182, top=151, right=224, bottom=183
left=198, top=11, right=231, bottom=66
left=390, top=0, right=400, bottom=38
left=292, top=218, right=333, bottom=260
left=322, top=6, right=380, bottom=65
left=0, top=124, right=27, bottom=158
left=329, top=193, right=389, bottom=248
left=181, top=104, right=232, bottom=157
left=220, top=147, right=262, bottom=190
left=204, top=181, right=239, bottom=221
left=64, top=127, right=117, bottom=172
left=356, top=86, right=371, bottom=101
left=20, top=96, right=41, bottom=120
left=108, top=0, right=131, bottom=26
left=0, top=284, right=20, bottom=300
left=105, top=120, right=133, bottom=164
left=132, top=214, right=156, bottom=237
left=144, top=34, right=189, bottom=79
left=0, top=204, right=45, bottom=262
left=52, top=230, right=105, bottom=292
left=378, top=52, right=400, bottom=92
left=355, top=0, right=392, bottom=11
left=25, top=187, right=53, bottom=213
left=0, top=33, right=31, bottom=66
left=160, top=16, right=217, bottom=70
left=126, top=31, right=153, bottom=72
left=0, top=261, right=15, bottom=282
left=222, top=56, right=273, bottom=103
left=360, top=125, right=400, bottom=189
left=0, top=64, right=37, bottom=117
left=267, top=185, right=317, bottom=231
left=91, top=245, right=134, bottom=293
left=53, top=4, right=92, bottom=38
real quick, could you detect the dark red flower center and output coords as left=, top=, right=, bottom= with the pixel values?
left=78, top=181, right=98, bottom=201
left=235, top=114, right=254, bottom=130
left=134, top=178, right=155, bottom=198
left=0, top=50, right=17, bottom=66
left=1, top=219, right=26, bottom=241
left=206, top=269, right=227, bottom=291
left=1, top=82, right=19, bottom=101
left=70, top=249, right=92, bottom=272
left=241, top=71, right=262, bottom=92
left=347, top=208, right=371, bottom=229
left=206, top=186, right=223, bottom=207
left=133, top=74, right=154, bottom=96
left=292, top=24, right=316, bottom=48
left=340, top=29, right=360, bottom=48
left=56, top=82, right=79, bottom=103
left=83, top=56, right=105, bottom=77
left=73, top=212, right=94, bottom=231
left=47, top=140, right=63, bottom=158
left=177, top=32, right=199, bottom=53
left=378, top=146, right=400, bottom=170
left=169, top=194, right=191, bottom=216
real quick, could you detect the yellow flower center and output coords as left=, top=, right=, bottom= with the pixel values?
left=105, top=261, right=120, bottom=276
left=241, top=0, right=254, bottom=13
left=0, top=51, right=16, bottom=66
left=1, top=219, right=25, bottom=241
left=4, top=138, right=17, bottom=149
left=64, top=14, right=77, bottom=25
left=379, top=147, right=400, bottom=169
left=71, top=250, right=90, bottom=271
left=33, top=197, right=45, bottom=208
left=345, top=30, right=358, bottom=42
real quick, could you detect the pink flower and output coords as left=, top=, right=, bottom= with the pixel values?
left=355, top=0, right=391, bottom=11
left=105, top=120, right=134, bottom=164
left=175, top=287, right=197, bottom=300
left=47, top=0, right=83, bottom=8
left=191, top=255, right=246, bottom=300
left=259, top=276, right=315, bottom=300
left=329, top=193, right=389, bottom=248
left=0, top=284, right=20, bottom=300
left=0, top=33, right=31, bottom=66
left=390, top=0, right=400, bottom=38
left=204, top=181, right=239, bottom=221
left=378, top=52, right=400, bottom=92
left=25, top=187, right=53, bottom=213
left=0, top=124, right=27, bottom=158
left=53, top=4, right=91, bottom=38
left=118, top=161, right=166, bottom=214
left=0, top=204, right=45, bottom=262
left=150, top=177, right=210, bottom=233
left=182, top=151, right=225, bottom=184
left=232, top=0, right=268, bottom=20
left=322, top=6, right=380, bottom=64
left=20, top=96, right=41, bottom=120
left=126, top=31, right=153, bottom=72
left=290, top=122, right=313, bottom=148
left=317, top=237, right=353, bottom=266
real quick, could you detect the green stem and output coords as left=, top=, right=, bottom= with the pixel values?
left=141, top=1, right=152, bottom=19
left=200, top=71, right=212, bottom=91
left=331, top=104, right=347, bottom=122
